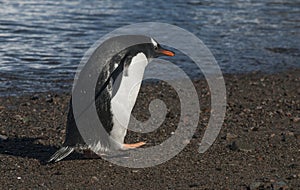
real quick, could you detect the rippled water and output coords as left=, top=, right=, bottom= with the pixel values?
left=0, top=0, right=299, bottom=96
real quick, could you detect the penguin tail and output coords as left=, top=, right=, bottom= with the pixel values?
left=48, top=146, right=74, bottom=163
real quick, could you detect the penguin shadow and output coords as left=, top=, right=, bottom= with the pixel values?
left=0, top=137, right=83, bottom=165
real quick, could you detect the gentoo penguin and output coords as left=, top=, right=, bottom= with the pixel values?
left=48, top=35, right=175, bottom=162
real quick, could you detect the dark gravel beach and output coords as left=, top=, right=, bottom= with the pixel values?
left=0, top=70, right=299, bottom=189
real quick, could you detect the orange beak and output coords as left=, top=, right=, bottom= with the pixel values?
left=160, top=49, right=175, bottom=57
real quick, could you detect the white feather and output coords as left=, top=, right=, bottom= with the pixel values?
left=110, top=53, right=148, bottom=148
left=151, top=38, right=158, bottom=48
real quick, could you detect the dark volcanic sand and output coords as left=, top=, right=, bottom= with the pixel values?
left=0, top=70, right=299, bottom=189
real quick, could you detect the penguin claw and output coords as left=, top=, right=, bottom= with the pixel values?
left=123, top=142, right=146, bottom=149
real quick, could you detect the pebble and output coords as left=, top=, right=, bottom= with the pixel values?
left=46, top=97, right=53, bottom=103
left=228, top=141, right=239, bottom=151
left=251, top=126, right=259, bottom=131
left=225, top=133, right=238, bottom=141
left=249, top=181, right=262, bottom=190
left=46, top=94, right=53, bottom=103
left=273, top=181, right=288, bottom=189
left=192, top=133, right=201, bottom=139
left=90, top=176, right=99, bottom=183
left=293, top=117, right=300, bottom=123
left=30, top=94, right=39, bottom=100
left=228, top=140, right=253, bottom=152
left=0, top=134, right=8, bottom=141
left=20, top=102, right=30, bottom=106
left=188, top=183, right=200, bottom=188
left=286, top=132, right=294, bottom=136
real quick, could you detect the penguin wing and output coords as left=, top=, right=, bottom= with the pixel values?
left=95, top=53, right=132, bottom=100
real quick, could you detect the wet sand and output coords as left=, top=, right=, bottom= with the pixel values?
left=0, top=70, right=299, bottom=189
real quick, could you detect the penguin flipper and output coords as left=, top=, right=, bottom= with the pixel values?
left=48, top=146, right=74, bottom=163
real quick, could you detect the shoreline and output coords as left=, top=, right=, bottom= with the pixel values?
left=0, top=69, right=299, bottom=189
left=2, top=67, right=300, bottom=98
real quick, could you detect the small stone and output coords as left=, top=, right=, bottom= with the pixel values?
left=17, top=177, right=21, bottom=180
left=90, top=176, right=99, bottom=183
left=270, top=133, right=276, bottom=138
left=249, top=181, right=262, bottom=190
left=256, top=106, right=263, bottom=110
left=229, top=140, right=253, bottom=152
left=46, top=97, right=53, bottom=103
left=286, top=132, right=294, bottom=136
left=225, top=133, right=238, bottom=141
left=0, top=134, right=8, bottom=141
left=22, top=117, right=30, bottom=123
left=293, top=117, right=300, bottom=123
left=257, top=156, right=264, bottom=161
left=60, top=129, right=66, bottom=134
left=292, top=174, right=297, bottom=178
left=192, top=133, right=201, bottom=139
left=281, top=133, right=286, bottom=142
left=21, top=102, right=30, bottom=106
left=273, top=181, right=288, bottom=189
left=251, top=126, right=259, bottom=131
left=189, top=183, right=199, bottom=188
left=228, top=141, right=238, bottom=151
left=45, top=94, right=53, bottom=103
left=287, top=163, right=297, bottom=168
left=30, top=94, right=39, bottom=100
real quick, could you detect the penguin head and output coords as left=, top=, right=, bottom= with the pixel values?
left=147, top=37, right=175, bottom=58
left=122, top=36, right=175, bottom=60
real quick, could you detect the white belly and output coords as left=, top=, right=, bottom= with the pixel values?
left=110, top=52, right=148, bottom=148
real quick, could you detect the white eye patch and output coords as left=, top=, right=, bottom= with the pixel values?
left=150, top=38, right=158, bottom=48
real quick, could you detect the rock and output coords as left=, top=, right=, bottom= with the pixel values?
left=0, top=134, right=8, bottom=141
left=90, top=176, right=99, bottom=183
left=46, top=94, right=53, bottom=103
left=228, top=141, right=239, bottom=151
left=20, top=102, right=30, bottom=106
left=192, top=133, right=201, bottom=139
left=293, top=117, right=300, bottom=123
left=286, top=132, right=294, bottom=136
left=46, top=97, right=53, bottom=103
left=228, top=140, right=253, bottom=152
left=281, top=133, right=286, bottom=142
left=225, top=133, right=238, bottom=141
left=273, top=181, right=288, bottom=189
left=251, top=126, right=259, bottom=131
left=22, top=117, right=30, bottom=123
left=30, top=94, right=39, bottom=100
left=249, top=181, right=262, bottom=190
left=189, top=183, right=200, bottom=188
